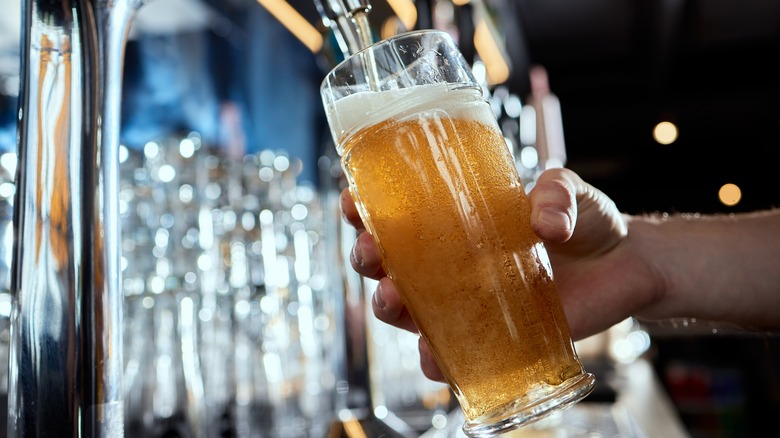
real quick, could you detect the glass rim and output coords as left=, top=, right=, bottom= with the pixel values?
left=320, top=29, right=457, bottom=87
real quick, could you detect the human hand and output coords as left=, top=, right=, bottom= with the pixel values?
left=340, top=167, right=660, bottom=382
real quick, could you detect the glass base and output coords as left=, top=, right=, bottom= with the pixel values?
left=461, top=372, right=597, bottom=438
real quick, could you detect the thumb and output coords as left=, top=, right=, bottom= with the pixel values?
left=528, top=168, right=579, bottom=243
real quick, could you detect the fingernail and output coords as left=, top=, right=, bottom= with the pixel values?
left=538, top=207, right=571, bottom=231
left=374, top=282, right=386, bottom=310
left=350, top=241, right=363, bottom=267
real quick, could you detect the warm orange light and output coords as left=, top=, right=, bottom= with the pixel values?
left=718, top=183, right=742, bottom=206
left=381, top=17, right=401, bottom=40
left=653, top=121, right=678, bottom=145
left=387, top=0, right=417, bottom=31
left=256, top=0, right=323, bottom=53
left=474, top=20, right=510, bottom=85
left=453, top=0, right=471, bottom=5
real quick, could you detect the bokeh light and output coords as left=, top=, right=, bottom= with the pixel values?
left=718, top=183, right=742, bottom=206
left=653, top=121, right=678, bottom=145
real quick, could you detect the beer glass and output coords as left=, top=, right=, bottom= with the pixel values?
left=320, top=30, right=595, bottom=437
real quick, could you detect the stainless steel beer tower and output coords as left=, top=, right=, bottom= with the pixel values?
left=8, top=0, right=142, bottom=435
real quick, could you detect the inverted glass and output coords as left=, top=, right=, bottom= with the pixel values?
left=321, top=30, right=595, bottom=437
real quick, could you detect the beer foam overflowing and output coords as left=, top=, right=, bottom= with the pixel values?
left=327, top=83, right=495, bottom=148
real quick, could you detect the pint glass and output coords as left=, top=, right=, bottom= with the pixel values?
left=321, top=30, right=595, bottom=437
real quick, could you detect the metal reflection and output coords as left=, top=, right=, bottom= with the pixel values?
left=9, top=0, right=143, bottom=435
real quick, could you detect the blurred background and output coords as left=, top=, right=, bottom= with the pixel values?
left=0, top=0, right=779, bottom=437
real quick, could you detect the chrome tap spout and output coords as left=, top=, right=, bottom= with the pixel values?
left=314, top=0, right=373, bottom=56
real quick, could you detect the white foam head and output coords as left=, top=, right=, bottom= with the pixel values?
left=326, top=83, right=493, bottom=151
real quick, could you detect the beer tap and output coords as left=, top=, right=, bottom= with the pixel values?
left=8, top=0, right=144, bottom=435
left=315, top=0, right=374, bottom=57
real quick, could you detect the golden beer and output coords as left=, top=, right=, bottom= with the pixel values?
left=339, top=86, right=588, bottom=425
left=322, top=30, right=594, bottom=436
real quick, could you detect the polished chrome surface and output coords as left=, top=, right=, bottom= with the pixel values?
left=9, top=0, right=142, bottom=435
left=315, top=0, right=374, bottom=56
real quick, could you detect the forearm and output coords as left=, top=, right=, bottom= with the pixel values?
left=627, top=209, right=780, bottom=330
